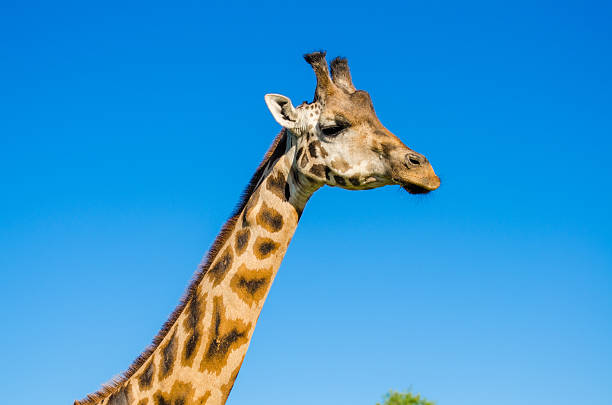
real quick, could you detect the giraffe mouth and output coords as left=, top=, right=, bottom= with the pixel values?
left=393, top=176, right=439, bottom=194
left=401, top=182, right=432, bottom=194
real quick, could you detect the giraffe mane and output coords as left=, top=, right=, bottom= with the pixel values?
left=75, top=129, right=289, bottom=405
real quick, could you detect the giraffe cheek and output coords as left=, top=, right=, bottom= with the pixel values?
left=308, top=164, right=327, bottom=180
left=330, top=157, right=350, bottom=172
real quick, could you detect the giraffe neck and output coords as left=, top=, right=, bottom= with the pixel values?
left=83, top=130, right=321, bottom=405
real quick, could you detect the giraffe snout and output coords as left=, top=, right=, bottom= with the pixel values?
left=390, top=149, right=440, bottom=193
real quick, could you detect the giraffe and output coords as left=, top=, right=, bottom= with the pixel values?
left=75, top=51, right=440, bottom=405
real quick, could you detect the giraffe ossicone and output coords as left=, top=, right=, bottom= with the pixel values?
left=75, top=51, right=440, bottom=405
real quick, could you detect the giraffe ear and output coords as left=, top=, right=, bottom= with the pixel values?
left=265, top=94, right=299, bottom=129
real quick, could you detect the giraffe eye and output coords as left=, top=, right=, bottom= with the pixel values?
left=321, top=121, right=349, bottom=137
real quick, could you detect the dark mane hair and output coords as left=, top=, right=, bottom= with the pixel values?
left=76, top=129, right=288, bottom=405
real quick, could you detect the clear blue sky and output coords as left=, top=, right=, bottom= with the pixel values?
left=1, top=1, right=610, bottom=404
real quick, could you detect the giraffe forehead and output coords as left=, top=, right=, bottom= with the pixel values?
left=320, top=91, right=378, bottom=124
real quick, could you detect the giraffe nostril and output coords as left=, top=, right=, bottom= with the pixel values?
left=406, top=153, right=423, bottom=166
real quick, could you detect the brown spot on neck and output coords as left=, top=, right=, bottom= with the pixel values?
left=137, top=361, right=154, bottom=391
left=266, top=171, right=287, bottom=201
left=230, top=264, right=274, bottom=306
left=107, top=383, right=131, bottom=405
left=253, top=237, right=279, bottom=259
left=199, top=296, right=251, bottom=375
left=207, top=247, right=234, bottom=287
left=234, top=228, right=250, bottom=256
left=159, top=332, right=177, bottom=381
left=181, top=292, right=207, bottom=367
left=255, top=202, right=284, bottom=233
left=242, top=186, right=261, bottom=228
left=152, top=381, right=197, bottom=405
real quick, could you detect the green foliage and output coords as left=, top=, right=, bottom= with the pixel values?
left=376, top=390, right=435, bottom=405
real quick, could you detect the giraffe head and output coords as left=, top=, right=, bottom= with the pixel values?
left=265, top=51, right=440, bottom=194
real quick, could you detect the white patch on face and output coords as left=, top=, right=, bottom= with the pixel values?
left=294, top=103, right=322, bottom=135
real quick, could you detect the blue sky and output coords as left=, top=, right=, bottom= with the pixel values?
left=1, top=1, right=611, bottom=404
